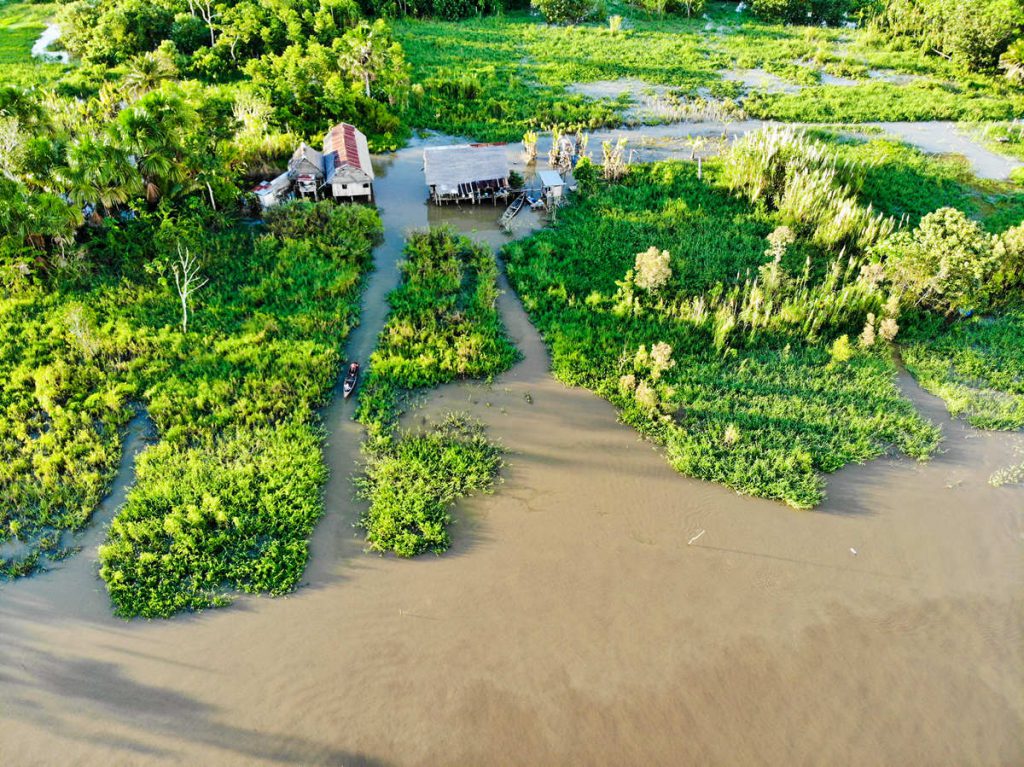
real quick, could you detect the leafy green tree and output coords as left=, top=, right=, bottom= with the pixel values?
left=869, top=0, right=1024, bottom=72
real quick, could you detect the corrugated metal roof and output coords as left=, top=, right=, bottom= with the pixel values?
left=423, top=144, right=509, bottom=194
left=323, top=123, right=374, bottom=184
left=537, top=170, right=565, bottom=187
left=288, top=143, right=324, bottom=177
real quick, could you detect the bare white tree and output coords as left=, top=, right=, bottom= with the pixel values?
left=193, top=0, right=217, bottom=47
left=171, top=246, right=208, bottom=334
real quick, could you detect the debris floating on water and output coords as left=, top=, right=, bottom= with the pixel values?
left=849, top=548, right=858, bottom=556
left=688, top=530, right=706, bottom=545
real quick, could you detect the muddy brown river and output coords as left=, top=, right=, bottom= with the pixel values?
left=1, top=132, right=1022, bottom=766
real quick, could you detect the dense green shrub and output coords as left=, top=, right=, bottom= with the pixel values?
left=1, top=200, right=382, bottom=612
left=531, top=0, right=597, bottom=25
left=876, top=207, right=1000, bottom=316
left=100, top=423, right=327, bottom=617
left=632, top=0, right=706, bottom=18
left=357, top=414, right=502, bottom=556
left=358, top=227, right=520, bottom=435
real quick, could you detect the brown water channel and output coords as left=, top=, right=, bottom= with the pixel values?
left=1, top=132, right=1022, bottom=765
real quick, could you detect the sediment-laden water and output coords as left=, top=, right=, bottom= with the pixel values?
left=1, top=131, right=1021, bottom=766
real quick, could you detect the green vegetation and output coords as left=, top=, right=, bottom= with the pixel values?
left=396, top=4, right=1023, bottom=141
left=506, top=153, right=943, bottom=508
left=0, top=0, right=67, bottom=86
left=902, top=311, right=1024, bottom=430
left=1, top=0, right=1021, bottom=613
left=0, top=200, right=381, bottom=615
left=357, top=228, right=517, bottom=555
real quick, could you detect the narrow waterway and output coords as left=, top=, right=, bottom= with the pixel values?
left=1, top=132, right=1021, bottom=765
left=30, top=24, right=69, bottom=64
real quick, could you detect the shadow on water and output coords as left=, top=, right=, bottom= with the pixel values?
left=0, top=629, right=390, bottom=766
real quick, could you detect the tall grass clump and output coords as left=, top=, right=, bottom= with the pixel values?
left=723, top=126, right=895, bottom=252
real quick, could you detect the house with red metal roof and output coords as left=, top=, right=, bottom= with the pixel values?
left=322, top=123, right=374, bottom=202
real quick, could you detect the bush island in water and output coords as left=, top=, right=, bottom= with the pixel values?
left=357, top=228, right=518, bottom=556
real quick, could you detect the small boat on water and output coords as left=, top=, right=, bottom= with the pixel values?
left=343, top=362, right=360, bottom=399
left=499, top=193, right=526, bottom=227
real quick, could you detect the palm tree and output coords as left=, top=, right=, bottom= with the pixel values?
left=57, top=137, right=142, bottom=215
left=113, top=92, right=195, bottom=204
left=124, top=49, right=179, bottom=100
left=338, top=21, right=381, bottom=99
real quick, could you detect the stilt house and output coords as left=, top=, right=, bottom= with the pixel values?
left=423, top=144, right=510, bottom=205
left=323, top=123, right=374, bottom=202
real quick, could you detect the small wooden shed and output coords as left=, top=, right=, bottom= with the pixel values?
left=537, top=169, right=565, bottom=202
left=253, top=172, right=292, bottom=210
left=423, top=143, right=510, bottom=205
left=288, top=143, right=325, bottom=197
left=323, top=123, right=374, bottom=202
